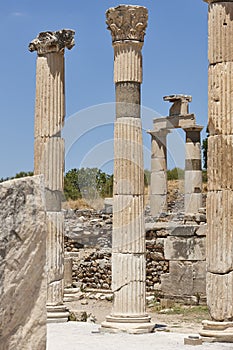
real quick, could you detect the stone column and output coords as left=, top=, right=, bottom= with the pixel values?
left=184, top=126, right=203, bottom=214
left=101, top=5, right=153, bottom=333
left=200, top=0, right=233, bottom=341
left=29, top=30, right=75, bottom=322
left=148, top=129, right=170, bottom=216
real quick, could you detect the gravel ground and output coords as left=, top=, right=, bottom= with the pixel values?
left=47, top=322, right=233, bottom=350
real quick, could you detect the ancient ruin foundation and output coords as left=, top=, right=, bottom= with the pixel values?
left=101, top=5, right=153, bottom=333
left=29, top=29, right=75, bottom=322
left=200, top=0, right=233, bottom=341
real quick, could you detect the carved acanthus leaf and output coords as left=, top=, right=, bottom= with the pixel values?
left=29, top=29, right=75, bottom=54
left=106, top=5, right=148, bottom=43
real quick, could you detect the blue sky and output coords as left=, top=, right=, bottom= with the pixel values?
left=0, top=1, right=208, bottom=178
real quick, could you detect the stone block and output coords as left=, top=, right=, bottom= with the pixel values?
left=168, top=225, right=198, bottom=237
left=64, top=256, right=73, bottom=288
left=184, top=337, right=202, bottom=346
left=196, top=224, right=207, bottom=236
left=185, top=193, right=202, bottom=214
left=208, top=2, right=233, bottom=64
left=208, top=135, right=233, bottom=191
left=193, top=261, right=206, bottom=295
left=0, top=176, right=47, bottom=349
left=150, top=171, right=167, bottom=195
left=184, top=171, right=202, bottom=194
left=112, top=195, right=145, bottom=253
left=150, top=194, right=167, bottom=217
left=185, top=142, right=202, bottom=160
left=151, top=157, right=166, bottom=172
left=206, top=271, right=233, bottom=321
left=161, top=261, right=206, bottom=298
left=34, top=137, right=64, bottom=192
left=208, top=63, right=233, bottom=135
left=161, top=261, right=194, bottom=296
left=164, top=236, right=206, bottom=261
left=207, top=190, right=233, bottom=273
left=114, top=117, right=144, bottom=195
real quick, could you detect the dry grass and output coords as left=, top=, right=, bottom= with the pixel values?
left=62, top=197, right=105, bottom=211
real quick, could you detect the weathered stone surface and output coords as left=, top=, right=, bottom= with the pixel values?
left=34, top=137, right=64, bottom=192
left=164, top=236, right=206, bottom=261
left=185, top=193, right=203, bottom=214
left=208, top=135, right=233, bottom=190
left=47, top=211, right=64, bottom=305
left=206, top=190, right=233, bottom=273
left=163, top=94, right=192, bottom=116
left=114, top=117, right=144, bottom=195
left=150, top=171, right=167, bottom=195
left=150, top=195, right=167, bottom=217
left=29, top=29, right=75, bottom=54
left=64, top=256, right=73, bottom=288
left=34, top=54, right=65, bottom=138
left=161, top=261, right=206, bottom=297
left=0, top=176, right=46, bottom=349
left=208, top=62, right=233, bottom=135
left=206, top=271, right=233, bottom=321
left=112, top=195, right=145, bottom=253
left=152, top=114, right=196, bottom=132
left=208, top=2, right=233, bottom=64
left=184, top=171, right=202, bottom=194
left=116, top=82, right=140, bottom=117
left=106, top=5, right=148, bottom=42
left=168, top=225, right=198, bottom=237
left=114, top=43, right=143, bottom=83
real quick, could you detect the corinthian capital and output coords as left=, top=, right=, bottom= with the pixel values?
left=106, top=5, right=148, bottom=43
left=29, top=29, right=75, bottom=54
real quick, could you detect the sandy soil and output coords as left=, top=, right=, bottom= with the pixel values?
left=65, top=298, right=210, bottom=335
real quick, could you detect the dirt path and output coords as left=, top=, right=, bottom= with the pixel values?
left=65, top=299, right=210, bottom=335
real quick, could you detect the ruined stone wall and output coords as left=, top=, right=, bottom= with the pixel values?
left=64, top=208, right=206, bottom=302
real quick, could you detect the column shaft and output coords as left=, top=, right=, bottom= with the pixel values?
left=201, top=0, right=233, bottom=341
left=29, top=30, right=75, bottom=322
left=149, top=131, right=169, bottom=216
left=102, top=5, right=153, bottom=333
left=184, top=127, right=203, bottom=214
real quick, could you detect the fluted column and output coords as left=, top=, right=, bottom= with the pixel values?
left=29, top=30, right=75, bottom=322
left=184, top=126, right=203, bottom=214
left=101, top=5, right=153, bottom=333
left=148, top=130, right=169, bottom=216
left=200, top=1, right=233, bottom=341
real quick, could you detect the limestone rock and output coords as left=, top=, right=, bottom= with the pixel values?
left=164, top=236, right=206, bottom=261
left=0, top=176, right=47, bottom=349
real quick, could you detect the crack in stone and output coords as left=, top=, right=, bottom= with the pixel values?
left=113, top=280, right=144, bottom=293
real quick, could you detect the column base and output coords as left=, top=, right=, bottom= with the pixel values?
left=47, top=305, right=69, bottom=323
left=200, top=320, right=233, bottom=342
left=100, top=314, right=154, bottom=334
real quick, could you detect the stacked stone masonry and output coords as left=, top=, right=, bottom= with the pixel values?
left=64, top=208, right=207, bottom=303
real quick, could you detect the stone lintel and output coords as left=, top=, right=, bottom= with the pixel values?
left=29, top=29, right=75, bottom=54
left=184, top=125, right=204, bottom=132
left=151, top=114, right=196, bottom=132
left=106, top=5, right=148, bottom=43
left=163, top=94, right=192, bottom=117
